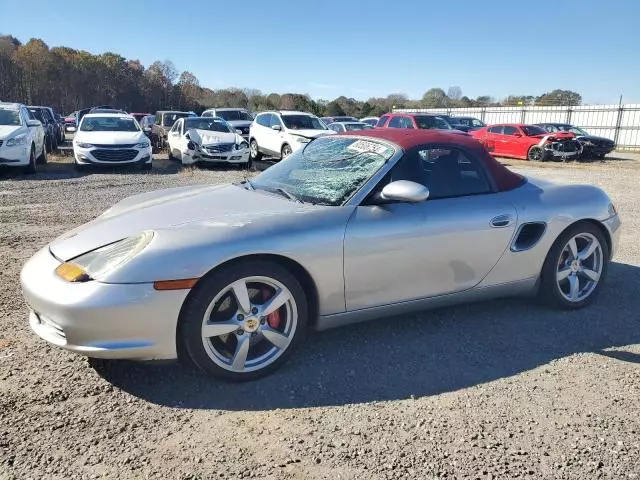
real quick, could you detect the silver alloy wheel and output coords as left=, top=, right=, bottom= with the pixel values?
left=201, top=276, right=298, bottom=373
left=250, top=140, right=258, bottom=158
left=556, top=232, right=603, bottom=303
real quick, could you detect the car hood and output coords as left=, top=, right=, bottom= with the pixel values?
left=188, top=129, right=238, bottom=145
left=287, top=129, right=336, bottom=139
left=74, top=131, right=146, bottom=144
left=0, top=125, right=22, bottom=139
left=575, top=135, right=614, bottom=144
left=49, top=184, right=318, bottom=261
left=225, top=120, right=252, bottom=128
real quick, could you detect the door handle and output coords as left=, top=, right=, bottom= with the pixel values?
left=490, top=214, right=513, bottom=228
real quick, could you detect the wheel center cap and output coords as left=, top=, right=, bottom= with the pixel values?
left=571, top=260, right=580, bottom=272
left=243, top=317, right=260, bottom=333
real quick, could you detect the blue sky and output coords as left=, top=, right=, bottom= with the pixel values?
left=3, top=0, right=639, bottom=104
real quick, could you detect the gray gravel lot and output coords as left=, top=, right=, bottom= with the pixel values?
left=1, top=153, right=639, bottom=480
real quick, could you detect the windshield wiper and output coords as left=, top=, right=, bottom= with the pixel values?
left=274, top=187, right=302, bottom=203
left=243, top=179, right=255, bottom=190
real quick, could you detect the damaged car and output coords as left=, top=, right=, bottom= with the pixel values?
left=470, top=123, right=582, bottom=161
left=535, top=123, right=615, bottom=160
left=167, top=116, right=250, bottom=168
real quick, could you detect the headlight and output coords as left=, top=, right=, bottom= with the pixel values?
left=5, top=134, right=27, bottom=147
left=75, top=142, right=93, bottom=149
left=55, top=231, right=154, bottom=282
left=135, top=141, right=150, bottom=149
left=293, top=136, right=311, bottom=144
left=235, top=141, right=249, bottom=150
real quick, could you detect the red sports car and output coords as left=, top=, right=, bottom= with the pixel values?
left=470, top=123, right=582, bottom=161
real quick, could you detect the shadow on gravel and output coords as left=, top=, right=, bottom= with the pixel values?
left=598, top=350, right=640, bottom=364
left=94, top=262, right=640, bottom=411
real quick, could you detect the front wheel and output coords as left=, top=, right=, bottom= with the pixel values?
left=23, top=145, right=37, bottom=174
left=539, top=222, right=609, bottom=309
left=281, top=144, right=292, bottom=159
left=527, top=145, right=546, bottom=161
left=249, top=139, right=262, bottom=161
left=37, top=140, right=48, bottom=164
left=179, top=260, right=308, bottom=381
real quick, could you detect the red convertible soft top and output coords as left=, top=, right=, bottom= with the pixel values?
left=343, top=128, right=525, bottom=192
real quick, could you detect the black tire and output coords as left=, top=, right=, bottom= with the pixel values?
left=167, top=147, right=175, bottom=161
left=527, top=145, right=546, bottom=162
left=45, top=135, right=53, bottom=153
left=37, top=139, right=48, bottom=164
left=249, top=139, right=262, bottom=161
left=538, top=222, right=609, bottom=310
left=24, top=145, right=37, bottom=174
left=179, top=260, right=308, bottom=381
left=241, top=157, right=253, bottom=170
left=281, top=144, right=292, bottom=160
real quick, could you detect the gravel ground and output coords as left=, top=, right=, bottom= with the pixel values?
left=1, top=153, right=639, bottom=480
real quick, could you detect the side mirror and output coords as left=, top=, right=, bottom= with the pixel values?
left=271, top=124, right=282, bottom=131
left=235, top=129, right=243, bottom=134
left=381, top=180, right=429, bottom=203
left=27, top=119, right=41, bottom=128
left=184, top=132, right=190, bottom=139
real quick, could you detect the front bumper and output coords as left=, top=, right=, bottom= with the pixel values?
left=582, top=144, right=615, bottom=157
left=182, top=148, right=250, bottom=165
left=74, top=146, right=152, bottom=166
left=0, top=144, right=30, bottom=166
left=21, top=247, right=188, bottom=360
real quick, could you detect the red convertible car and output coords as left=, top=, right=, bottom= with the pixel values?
left=470, top=124, right=582, bottom=161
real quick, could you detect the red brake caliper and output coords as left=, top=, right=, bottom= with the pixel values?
left=262, top=287, right=281, bottom=329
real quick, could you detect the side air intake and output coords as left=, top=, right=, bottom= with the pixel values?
left=511, top=222, right=547, bottom=252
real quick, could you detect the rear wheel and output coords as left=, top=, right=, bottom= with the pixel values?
left=250, top=139, right=262, bottom=161
left=179, top=260, right=308, bottom=381
left=539, top=222, right=609, bottom=309
left=45, top=135, right=53, bottom=153
left=527, top=145, right=546, bottom=161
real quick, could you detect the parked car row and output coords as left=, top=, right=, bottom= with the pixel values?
left=0, top=102, right=48, bottom=173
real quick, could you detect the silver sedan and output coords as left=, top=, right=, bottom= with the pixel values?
left=21, top=129, right=621, bottom=381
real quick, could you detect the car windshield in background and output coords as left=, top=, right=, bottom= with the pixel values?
left=162, top=113, right=190, bottom=127
left=184, top=118, right=231, bottom=132
left=414, top=116, right=452, bottom=130
left=28, top=109, right=46, bottom=123
left=344, top=123, right=372, bottom=131
left=217, top=110, right=253, bottom=121
left=250, top=136, right=394, bottom=206
left=80, top=117, right=140, bottom=132
left=558, top=125, right=589, bottom=136
left=282, top=115, right=326, bottom=130
left=0, top=108, right=21, bottom=126
left=522, top=125, right=548, bottom=136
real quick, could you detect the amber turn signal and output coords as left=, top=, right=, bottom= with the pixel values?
left=153, top=278, right=199, bottom=291
left=55, top=263, right=91, bottom=282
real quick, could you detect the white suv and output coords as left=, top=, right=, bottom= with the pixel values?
left=249, top=110, right=335, bottom=160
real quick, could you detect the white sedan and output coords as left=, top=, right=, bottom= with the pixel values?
left=73, top=113, right=152, bottom=170
left=0, top=102, right=47, bottom=174
left=167, top=117, right=251, bottom=167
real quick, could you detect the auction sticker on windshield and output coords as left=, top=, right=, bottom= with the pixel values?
left=347, top=139, right=391, bottom=156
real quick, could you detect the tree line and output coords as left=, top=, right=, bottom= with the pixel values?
left=0, top=35, right=583, bottom=118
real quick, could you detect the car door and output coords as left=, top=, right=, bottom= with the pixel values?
left=343, top=144, right=517, bottom=310
left=486, top=125, right=506, bottom=155
left=500, top=125, right=522, bottom=157
left=167, top=119, right=182, bottom=154
left=266, top=114, right=284, bottom=153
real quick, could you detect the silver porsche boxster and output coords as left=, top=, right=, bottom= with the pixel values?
left=21, top=129, right=622, bottom=380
